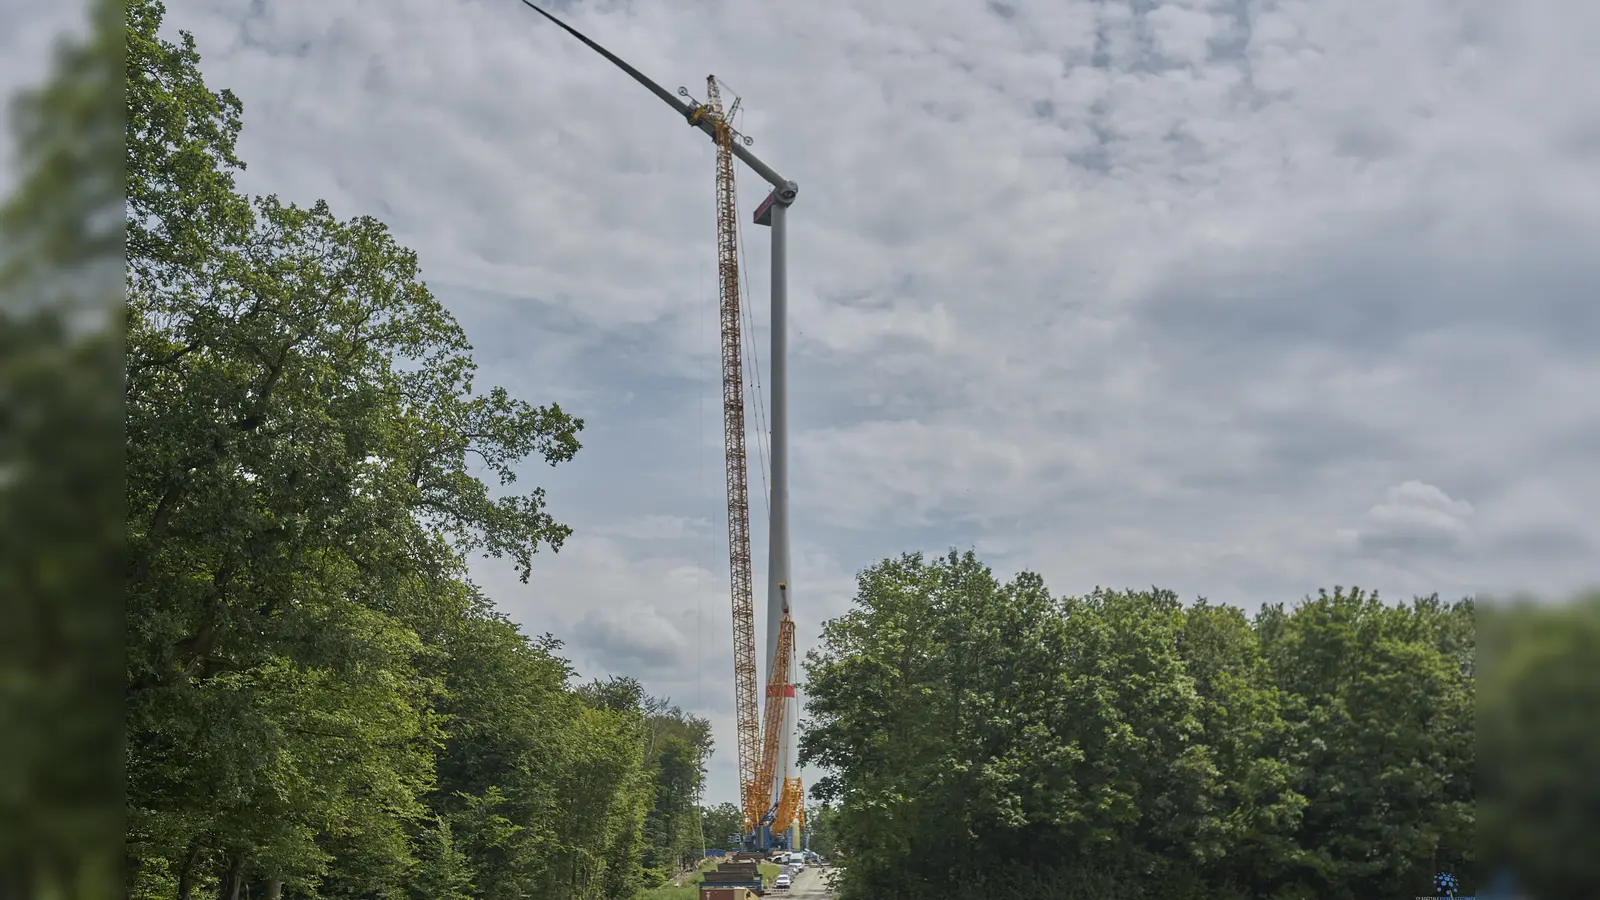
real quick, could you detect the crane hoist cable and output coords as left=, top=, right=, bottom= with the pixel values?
left=733, top=162, right=772, bottom=516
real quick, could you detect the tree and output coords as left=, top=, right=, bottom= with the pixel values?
left=701, top=803, right=744, bottom=851
left=1173, top=600, right=1304, bottom=897
left=1480, top=592, right=1598, bottom=899
left=1257, top=589, right=1475, bottom=899
left=0, top=0, right=124, bottom=897
left=803, top=552, right=1096, bottom=898
left=640, top=701, right=713, bottom=881
left=802, top=803, right=839, bottom=858
left=120, top=3, right=724, bottom=899
left=800, top=552, right=962, bottom=898
left=120, top=2, right=725, bottom=897
left=802, top=552, right=1477, bottom=900
left=426, top=612, right=671, bottom=900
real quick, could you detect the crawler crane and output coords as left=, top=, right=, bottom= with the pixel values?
left=690, top=76, right=804, bottom=850
left=517, top=2, right=805, bottom=852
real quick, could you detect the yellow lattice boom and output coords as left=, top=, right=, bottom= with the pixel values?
left=692, top=75, right=763, bottom=836
left=755, top=615, right=794, bottom=817
left=774, top=777, right=805, bottom=834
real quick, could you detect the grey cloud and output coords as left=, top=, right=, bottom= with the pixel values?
left=1139, top=220, right=1600, bottom=368
left=141, top=0, right=1599, bottom=804
left=571, top=606, right=689, bottom=673
left=591, top=515, right=716, bottom=543
left=1484, top=526, right=1594, bottom=563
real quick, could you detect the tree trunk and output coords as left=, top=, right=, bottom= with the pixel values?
left=175, top=840, right=203, bottom=900
left=266, top=879, right=283, bottom=900
left=223, top=854, right=246, bottom=900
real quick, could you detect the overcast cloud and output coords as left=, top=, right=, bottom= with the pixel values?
left=7, top=0, right=1596, bottom=807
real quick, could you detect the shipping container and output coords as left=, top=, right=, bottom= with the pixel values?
left=698, top=887, right=758, bottom=900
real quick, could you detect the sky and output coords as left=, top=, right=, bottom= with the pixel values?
left=6, top=0, right=1598, bottom=808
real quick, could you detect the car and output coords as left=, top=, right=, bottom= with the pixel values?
left=772, top=874, right=791, bottom=891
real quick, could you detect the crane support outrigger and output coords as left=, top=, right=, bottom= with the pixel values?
left=518, top=2, right=803, bottom=851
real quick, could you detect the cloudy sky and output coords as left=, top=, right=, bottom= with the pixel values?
left=7, top=0, right=1598, bottom=807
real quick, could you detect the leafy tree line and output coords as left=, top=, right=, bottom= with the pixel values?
left=123, top=2, right=710, bottom=897
left=698, top=803, right=744, bottom=852
left=1477, top=595, right=1600, bottom=899
left=801, top=803, right=839, bottom=859
left=0, top=0, right=124, bottom=896
left=800, top=551, right=1476, bottom=900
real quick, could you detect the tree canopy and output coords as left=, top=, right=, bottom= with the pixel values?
left=801, top=551, right=1477, bottom=900
left=121, top=2, right=711, bottom=898
left=0, top=0, right=124, bottom=897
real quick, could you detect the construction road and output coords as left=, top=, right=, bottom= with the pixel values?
left=781, top=866, right=835, bottom=899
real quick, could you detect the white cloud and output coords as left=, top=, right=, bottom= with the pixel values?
left=15, top=0, right=1592, bottom=804
left=1344, top=480, right=1475, bottom=556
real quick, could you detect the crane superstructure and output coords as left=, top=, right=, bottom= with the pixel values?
left=762, top=623, right=805, bottom=839
left=517, top=1, right=804, bottom=852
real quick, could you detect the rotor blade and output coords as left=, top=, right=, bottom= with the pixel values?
left=516, top=0, right=792, bottom=190
left=517, top=1, right=691, bottom=117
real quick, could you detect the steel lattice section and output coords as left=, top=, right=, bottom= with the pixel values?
left=701, top=76, right=763, bottom=836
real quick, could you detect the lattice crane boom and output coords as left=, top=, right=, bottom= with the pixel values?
left=773, top=777, right=806, bottom=834
left=759, top=616, right=805, bottom=837
left=694, top=76, right=763, bottom=835
left=755, top=615, right=794, bottom=812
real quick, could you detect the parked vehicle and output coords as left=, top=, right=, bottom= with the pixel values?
left=772, top=874, right=791, bottom=891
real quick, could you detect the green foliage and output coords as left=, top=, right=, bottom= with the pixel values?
left=0, top=0, right=125, bottom=897
left=1255, top=589, right=1474, bottom=899
left=802, top=553, right=1476, bottom=900
left=639, top=699, right=713, bottom=881
left=803, top=803, right=839, bottom=858
left=120, top=2, right=709, bottom=899
left=699, top=803, right=743, bottom=851
left=1479, top=592, right=1600, bottom=898
left=639, top=887, right=697, bottom=900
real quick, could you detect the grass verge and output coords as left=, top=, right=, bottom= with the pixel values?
left=642, top=859, right=788, bottom=900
